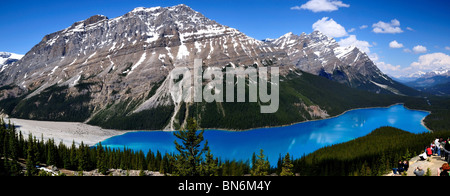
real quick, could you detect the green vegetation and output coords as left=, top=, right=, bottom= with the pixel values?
left=404, top=96, right=450, bottom=132
left=87, top=98, right=174, bottom=130
left=1, top=116, right=449, bottom=176
left=187, top=71, right=411, bottom=130
left=280, top=153, right=294, bottom=176
left=1, top=70, right=449, bottom=132
left=293, top=127, right=450, bottom=176
left=173, top=118, right=210, bottom=176
left=250, top=149, right=270, bottom=176
left=1, top=85, right=92, bottom=122
left=0, top=118, right=251, bottom=176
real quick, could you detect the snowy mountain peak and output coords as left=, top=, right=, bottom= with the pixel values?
left=334, top=45, right=357, bottom=60
left=406, top=68, right=450, bottom=79
left=131, top=6, right=163, bottom=13
left=0, top=52, right=24, bottom=71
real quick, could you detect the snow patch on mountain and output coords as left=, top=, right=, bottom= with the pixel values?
left=0, top=52, right=24, bottom=71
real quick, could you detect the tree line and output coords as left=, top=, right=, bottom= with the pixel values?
left=3, top=117, right=447, bottom=176
left=0, top=118, right=294, bottom=176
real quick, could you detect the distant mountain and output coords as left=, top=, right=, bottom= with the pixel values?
left=394, top=68, right=450, bottom=96
left=265, top=31, right=419, bottom=95
left=0, top=52, right=23, bottom=69
left=0, top=4, right=419, bottom=130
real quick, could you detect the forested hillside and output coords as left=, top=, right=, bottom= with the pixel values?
left=293, top=127, right=450, bottom=176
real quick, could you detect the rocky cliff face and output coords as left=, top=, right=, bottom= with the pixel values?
left=266, top=31, right=397, bottom=89
left=0, top=4, right=417, bottom=129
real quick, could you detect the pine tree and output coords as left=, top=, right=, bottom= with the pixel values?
left=159, top=156, right=166, bottom=174
left=280, top=153, right=294, bottom=176
left=77, top=142, right=87, bottom=172
left=46, top=138, right=56, bottom=166
left=26, top=134, right=37, bottom=176
left=8, top=128, right=21, bottom=176
left=200, top=149, right=219, bottom=176
left=251, top=152, right=256, bottom=168
left=251, top=149, right=270, bottom=176
left=173, top=118, right=209, bottom=176
left=69, top=141, right=77, bottom=170
left=97, top=143, right=108, bottom=175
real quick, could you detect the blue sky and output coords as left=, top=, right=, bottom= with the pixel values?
left=1, top=0, right=449, bottom=77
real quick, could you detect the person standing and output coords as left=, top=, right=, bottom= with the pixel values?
left=435, top=138, right=441, bottom=156
left=445, top=139, right=450, bottom=162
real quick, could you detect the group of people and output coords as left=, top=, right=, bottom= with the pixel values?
left=413, top=163, right=450, bottom=176
left=415, top=137, right=450, bottom=176
left=419, top=137, right=450, bottom=162
left=393, top=160, right=409, bottom=175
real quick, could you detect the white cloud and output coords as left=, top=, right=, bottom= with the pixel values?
left=338, top=35, right=372, bottom=54
left=372, top=19, right=403, bottom=34
left=403, top=48, right=412, bottom=53
left=381, top=53, right=450, bottom=77
left=348, top=28, right=356, bottom=33
left=445, top=46, right=450, bottom=51
left=291, top=0, right=350, bottom=13
left=406, top=27, right=415, bottom=31
left=312, top=17, right=348, bottom=38
left=389, top=40, right=404, bottom=48
left=359, top=25, right=368, bottom=29
left=412, top=45, right=427, bottom=54
left=376, top=62, right=403, bottom=77
left=410, top=53, right=450, bottom=71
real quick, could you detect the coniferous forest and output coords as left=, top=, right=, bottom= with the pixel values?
left=1, top=115, right=449, bottom=176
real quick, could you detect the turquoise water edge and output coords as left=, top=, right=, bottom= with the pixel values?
left=99, top=104, right=430, bottom=165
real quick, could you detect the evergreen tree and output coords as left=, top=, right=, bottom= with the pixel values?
left=46, top=138, right=56, bottom=166
left=77, top=142, right=87, bottom=172
left=251, top=152, right=256, bottom=168
left=26, top=134, right=37, bottom=176
left=251, top=149, right=270, bottom=176
left=173, top=118, right=209, bottom=176
left=280, top=153, right=294, bottom=176
left=97, top=143, right=108, bottom=175
left=200, top=149, right=219, bottom=176
left=159, top=156, right=166, bottom=174
left=69, top=141, right=77, bottom=170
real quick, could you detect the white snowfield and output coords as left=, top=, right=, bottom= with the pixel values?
left=0, top=52, right=24, bottom=71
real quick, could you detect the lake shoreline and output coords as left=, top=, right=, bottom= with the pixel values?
left=2, top=103, right=432, bottom=147
left=196, top=103, right=432, bottom=133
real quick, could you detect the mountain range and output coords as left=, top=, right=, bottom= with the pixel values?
left=0, top=4, right=420, bottom=130
left=395, top=68, right=450, bottom=96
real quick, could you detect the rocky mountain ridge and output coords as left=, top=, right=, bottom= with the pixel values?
left=0, top=4, right=419, bottom=130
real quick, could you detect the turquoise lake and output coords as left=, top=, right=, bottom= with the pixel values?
left=99, top=104, right=430, bottom=165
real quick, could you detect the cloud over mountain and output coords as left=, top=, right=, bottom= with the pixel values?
left=312, top=17, right=348, bottom=38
